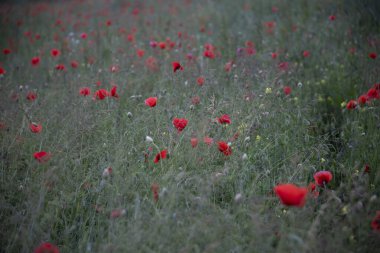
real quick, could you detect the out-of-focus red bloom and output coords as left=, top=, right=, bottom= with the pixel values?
left=329, top=15, right=336, bottom=21
left=26, top=91, right=37, bottom=101
left=80, top=33, right=87, bottom=39
left=203, top=50, right=215, bottom=59
left=79, top=87, right=91, bottom=96
left=364, top=164, right=370, bottom=174
left=106, top=20, right=112, bottom=26
left=3, top=48, right=11, bottom=55
left=150, top=41, right=158, bottom=48
left=0, top=67, right=5, bottom=75
left=172, top=62, right=183, bottom=72
left=313, top=171, right=333, bottom=187
left=197, top=76, right=205, bottom=86
left=55, top=64, right=65, bottom=71
left=191, top=138, right=198, bottom=148
left=158, top=42, right=166, bottom=49
left=369, top=52, right=377, bottom=59
left=217, top=141, right=232, bottom=156
left=224, top=61, right=233, bottom=72
left=357, top=95, right=368, bottom=105
left=371, top=211, right=380, bottom=232
left=303, top=50, right=310, bottom=58
left=151, top=183, right=159, bottom=202
left=283, top=86, right=292, bottom=96
left=367, top=88, right=379, bottom=100
left=137, top=49, right=145, bottom=58
left=34, top=151, right=51, bottom=163
left=51, top=49, right=60, bottom=57
left=204, top=137, right=213, bottom=146
left=71, top=60, right=79, bottom=68
left=29, top=122, right=42, bottom=133
left=110, top=86, right=119, bottom=98
left=110, top=209, right=126, bottom=219
left=154, top=149, right=167, bottom=163
left=346, top=100, right=357, bottom=110
left=308, top=182, right=319, bottom=198
left=34, top=242, right=59, bottom=253
left=274, top=184, right=307, bottom=207
left=217, top=114, right=231, bottom=124
left=145, top=97, right=157, bottom=107
left=278, top=62, right=289, bottom=71
left=271, top=52, right=278, bottom=59
left=145, top=56, right=159, bottom=71
left=94, top=89, right=109, bottom=100
left=31, top=56, right=40, bottom=66
left=172, top=118, right=188, bottom=132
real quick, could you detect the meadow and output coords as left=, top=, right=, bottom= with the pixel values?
left=0, top=0, right=380, bottom=252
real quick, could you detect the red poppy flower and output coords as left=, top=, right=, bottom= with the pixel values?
left=150, top=41, right=158, bottom=48
left=151, top=183, right=159, bottom=202
left=51, top=49, right=60, bottom=57
left=158, top=42, right=166, bottom=49
left=110, top=86, right=119, bottom=98
left=329, top=15, right=336, bottom=21
left=79, top=87, right=90, bottom=96
left=172, top=62, right=183, bottom=72
left=31, top=56, right=40, bottom=66
left=283, top=86, right=292, bottom=95
left=94, top=89, right=109, bottom=100
left=71, top=60, right=79, bottom=68
left=308, top=182, right=316, bottom=192
left=204, top=137, right=213, bottom=146
left=172, top=118, right=188, bottom=132
left=346, top=100, right=357, bottom=110
left=224, top=61, right=233, bottom=72
left=357, top=95, right=368, bottom=105
left=197, top=76, right=205, bottom=86
left=369, top=52, right=377, bottom=59
left=26, top=91, right=37, bottom=101
left=245, top=47, right=256, bottom=56
left=217, top=114, right=231, bottom=124
left=371, top=211, right=380, bottom=232
left=278, top=62, right=289, bottom=71
left=367, top=88, right=379, bottom=100
left=29, top=122, right=42, bottom=133
left=313, top=171, right=333, bottom=186
left=364, top=164, right=370, bottom=173
left=191, top=138, right=198, bottom=148
left=80, top=33, right=87, bottom=39
left=137, top=49, right=145, bottom=58
left=203, top=50, right=215, bottom=59
left=0, top=67, right=5, bottom=75
left=106, top=20, right=112, bottom=26
left=217, top=141, right=232, bottom=156
left=274, top=184, right=307, bottom=207
left=303, top=50, right=310, bottom=58
left=145, top=56, right=159, bottom=71
left=153, top=149, right=167, bottom=163
left=3, top=48, right=11, bottom=55
left=271, top=52, right=278, bottom=59
left=145, top=97, right=157, bottom=107
left=34, top=242, right=59, bottom=253
left=55, top=64, right=65, bottom=71
left=34, top=151, right=51, bottom=163
left=110, top=209, right=126, bottom=219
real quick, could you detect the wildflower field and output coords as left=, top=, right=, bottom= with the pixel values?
left=1, top=0, right=380, bottom=252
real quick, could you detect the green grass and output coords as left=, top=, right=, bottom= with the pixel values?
left=0, top=0, right=380, bottom=252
